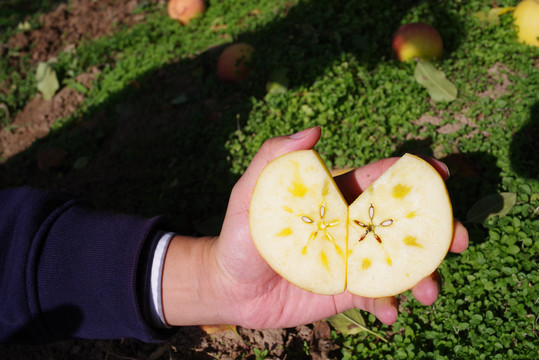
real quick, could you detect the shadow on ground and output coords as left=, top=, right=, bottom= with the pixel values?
left=0, top=0, right=468, bottom=358
left=510, top=101, right=538, bottom=180
left=0, top=0, right=466, bottom=230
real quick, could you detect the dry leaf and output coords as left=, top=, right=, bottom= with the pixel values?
left=200, top=324, right=237, bottom=335
left=325, top=308, right=387, bottom=341
left=36, top=61, right=60, bottom=100
left=472, top=7, right=515, bottom=26
left=414, top=60, right=457, bottom=102
left=266, top=68, right=289, bottom=95
left=313, top=320, right=331, bottom=340
left=467, top=193, right=517, bottom=224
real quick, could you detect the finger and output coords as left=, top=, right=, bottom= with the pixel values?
left=349, top=295, right=399, bottom=325
left=233, top=126, right=322, bottom=199
left=411, top=271, right=442, bottom=306
left=373, top=297, right=399, bottom=325
left=334, top=156, right=450, bottom=204
left=418, top=156, right=450, bottom=181
left=334, top=158, right=399, bottom=204
left=449, top=219, right=469, bottom=253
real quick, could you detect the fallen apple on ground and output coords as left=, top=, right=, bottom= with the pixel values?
left=217, top=43, right=255, bottom=83
left=249, top=151, right=453, bottom=297
left=513, top=0, right=539, bottom=47
left=167, top=0, right=206, bottom=25
left=392, top=23, right=444, bottom=62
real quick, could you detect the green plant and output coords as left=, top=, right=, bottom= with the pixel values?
left=253, top=347, right=269, bottom=360
left=302, top=340, right=310, bottom=356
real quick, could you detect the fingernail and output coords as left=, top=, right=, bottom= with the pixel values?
left=289, top=126, right=320, bottom=139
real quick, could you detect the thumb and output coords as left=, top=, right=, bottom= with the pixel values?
left=234, top=126, right=322, bottom=196
left=218, top=126, right=322, bottom=276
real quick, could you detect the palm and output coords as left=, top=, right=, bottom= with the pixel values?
left=218, top=205, right=347, bottom=328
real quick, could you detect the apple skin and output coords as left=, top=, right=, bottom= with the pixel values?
left=513, top=0, right=539, bottom=47
left=217, top=43, right=255, bottom=83
left=392, top=23, right=444, bottom=62
left=168, top=0, right=206, bottom=25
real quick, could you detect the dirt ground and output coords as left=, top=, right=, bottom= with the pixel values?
left=1, top=0, right=145, bottom=160
left=1, top=324, right=334, bottom=359
left=0, top=1, right=343, bottom=358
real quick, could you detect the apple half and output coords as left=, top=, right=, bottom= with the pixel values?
left=249, top=150, right=453, bottom=297
left=347, top=153, right=453, bottom=297
left=249, top=150, right=348, bottom=295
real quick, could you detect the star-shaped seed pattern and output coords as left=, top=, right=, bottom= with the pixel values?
left=352, top=203, right=394, bottom=266
left=300, top=201, right=340, bottom=253
left=353, top=203, right=394, bottom=244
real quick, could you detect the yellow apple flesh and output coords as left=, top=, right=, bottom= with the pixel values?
left=249, top=150, right=348, bottom=295
left=513, top=0, right=539, bottom=47
left=347, top=154, right=453, bottom=297
left=392, top=23, right=444, bottom=62
left=249, top=151, right=453, bottom=297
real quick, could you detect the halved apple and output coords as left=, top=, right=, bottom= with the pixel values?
left=249, top=151, right=453, bottom=297
left=347, top=153, right=453, bottom=297
left=249, top=150, right=348, bottom=295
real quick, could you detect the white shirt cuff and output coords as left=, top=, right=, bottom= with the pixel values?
left=148, top=232, right=174, bottom=328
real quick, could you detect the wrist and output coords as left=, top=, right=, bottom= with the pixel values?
left=161, top=235, right=228, bottom=326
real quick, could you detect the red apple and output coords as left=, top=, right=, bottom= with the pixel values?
left=168, top=0, right=206, bottom=25
left=392, top=23, right=443, bottom=62
left=217, top=43, right=255, bottom=83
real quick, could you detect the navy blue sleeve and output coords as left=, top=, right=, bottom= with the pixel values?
left=0, top=187, right=175, bottom=343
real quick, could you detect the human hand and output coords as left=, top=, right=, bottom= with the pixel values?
left=162, top=127, right=469, bottom=328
